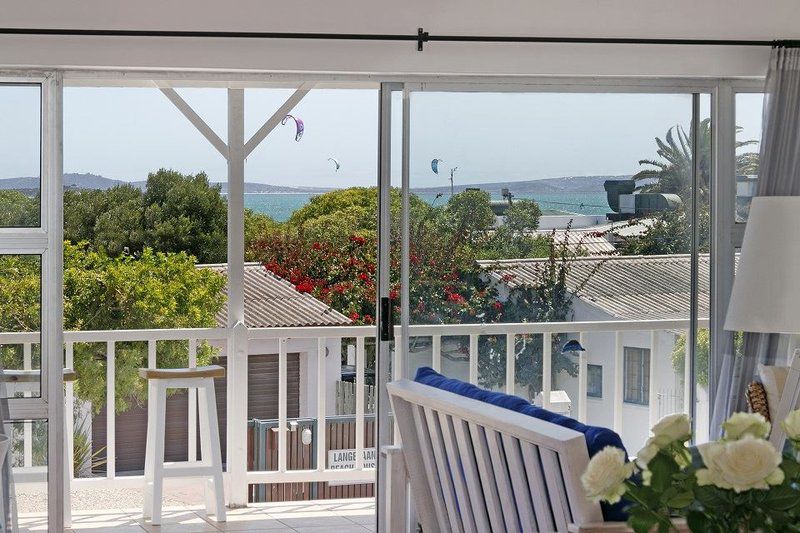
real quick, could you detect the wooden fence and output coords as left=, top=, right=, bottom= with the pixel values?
left=335, top=381, right=377, bottom=415
left=248, top=415, right=376, bottom=502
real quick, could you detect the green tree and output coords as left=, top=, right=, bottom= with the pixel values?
left=634, top=119, right=759, bottom=203
left=64, top=185, right=145, bottom=256
left=142, top=169, right=228, bottom=263
left=618, top=205, right=710, bottom=255
left=671, top=329, right=709, bottom=388
left=0, top=190, right=39, bottom=226
left=0, top=244, right=226, bottom=412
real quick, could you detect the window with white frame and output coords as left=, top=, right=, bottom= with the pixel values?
left=623, top=347, right=650, bottom=405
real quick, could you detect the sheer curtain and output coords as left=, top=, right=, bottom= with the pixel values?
left=711, top=46, right=800, bottom=438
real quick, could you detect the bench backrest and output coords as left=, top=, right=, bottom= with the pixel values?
left=387, top=379, right=604, bottom=532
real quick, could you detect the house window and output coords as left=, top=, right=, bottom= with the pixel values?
left=587, top=364, right=603, bottom=398
left=623, top=347, right=650, bottom=405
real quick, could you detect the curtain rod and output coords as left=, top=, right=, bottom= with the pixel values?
left=0, top=27, right=796, bottom=51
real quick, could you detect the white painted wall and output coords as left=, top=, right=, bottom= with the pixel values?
left=1, top=0, right=796, bottom=76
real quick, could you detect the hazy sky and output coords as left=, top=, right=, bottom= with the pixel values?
left=0, top=86, right=764, bottom=188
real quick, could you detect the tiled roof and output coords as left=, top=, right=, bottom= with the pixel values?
left=200, top=263, right=352, bottom=328
left=479, top=254, right=712, bottom=321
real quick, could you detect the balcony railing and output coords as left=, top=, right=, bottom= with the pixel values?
left=0, top=317, right=708, bottom=493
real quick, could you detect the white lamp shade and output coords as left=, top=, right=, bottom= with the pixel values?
left=725, top=196, right=800, bottom=334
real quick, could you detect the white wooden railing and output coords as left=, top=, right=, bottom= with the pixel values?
left=0, top=317, right=708, bottom=492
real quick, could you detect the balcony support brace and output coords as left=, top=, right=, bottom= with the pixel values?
left=157, top=83, right=312, bottom=508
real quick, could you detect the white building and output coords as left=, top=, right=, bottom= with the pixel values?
left=480, top=253, right=710, bottom=450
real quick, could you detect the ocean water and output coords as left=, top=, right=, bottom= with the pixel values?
left=244, top=192, right=610, bottom=222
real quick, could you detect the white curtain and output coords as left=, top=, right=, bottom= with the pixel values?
left=710, top=46, right=800, bottom=438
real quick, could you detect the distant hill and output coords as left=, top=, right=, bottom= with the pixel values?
left=0, top=173, right=334, bottom=194
left=412, top=175, right=632, bottom=195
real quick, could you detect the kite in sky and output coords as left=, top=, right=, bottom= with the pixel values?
left=431, top=158, right=444, bottom=174
left=281, top=114, right=304, bottom=141
left=328, top=157, right=341, bottom=172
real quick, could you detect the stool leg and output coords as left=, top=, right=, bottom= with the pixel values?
left=143, top=380, right=156, bottom=520
left=150, top=382, right=168, bottom=525
left=198, top=380, right=225, bottom=522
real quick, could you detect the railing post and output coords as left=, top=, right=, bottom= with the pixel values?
left=577, top=332, right=587, bottom=423
left=188, top=338, right=197, bottom=462
left=469, top=334, right=478, bottom=384
left=542, top=333, right=552, bottom=409
left=65, top=342, right=74, bottom=480
left=683, top=329, right=692, bottom=416
left=23, top=343, right=32, bottom=468
left=316, top=337, right=327, bottom=472
left=505, top=334, right=515, bottom=394
left=106, top=341, right=115, bottom=479
left=649, top=331, right=659, bottom=427
left=431, top=335, right=441, bottom=373
left=278, top=338, right=287, bottom=473
left=614, top=332, right=624, bottom=432
left=355, top=336, right=365, bottom=470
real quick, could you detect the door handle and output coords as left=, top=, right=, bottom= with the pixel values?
left=380, top=296, right=394, bottom=342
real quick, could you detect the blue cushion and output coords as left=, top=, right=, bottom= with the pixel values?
left=414, top=366, right=628, bottom=522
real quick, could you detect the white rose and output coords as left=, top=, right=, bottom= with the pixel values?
left=782, top=409, right=800, bottom=442
left=696, top=435, right=784, bottom=492
left=581, top=446, right=634, bottom=504
left=650, top=413, right=692, bottom=447
left=722, top=412, right=770, bottom=441
left=636, top=438, right=660, bottom=469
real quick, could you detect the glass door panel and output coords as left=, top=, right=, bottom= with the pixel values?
left=396, top=86, right=711, bottom=453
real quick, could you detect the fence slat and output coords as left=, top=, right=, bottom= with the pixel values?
left=578, top=332, right=587, bottom=423
left=542, top=333, right=552, bottom=410
left=355, top=337, right=365, bottom=470
left=188, top=338, right=197, bottom=462
left=278, top=338, right=288, bottom=473
left=316, top=338, right=327, bottom=472
left=469, top=334, right=478, bottom=384
left=505, top=334, right=515, bottom=394
left=23, top=343, right=32, bottom=468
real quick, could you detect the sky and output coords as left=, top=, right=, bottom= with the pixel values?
left=0, top=85, right=764, bottom=189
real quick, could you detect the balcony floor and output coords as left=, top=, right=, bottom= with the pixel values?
left=18, top=497, right=376, bottom=532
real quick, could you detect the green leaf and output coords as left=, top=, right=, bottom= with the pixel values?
left=666, top=490, right=695, bottom=509
left=628, top=510, right=659, bottom=533
left=765, top=484, right=800, bottom=511
left=686, top=510, right=709, bottom=533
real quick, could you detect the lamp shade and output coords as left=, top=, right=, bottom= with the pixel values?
left=725, top=196, right=800, bottom=334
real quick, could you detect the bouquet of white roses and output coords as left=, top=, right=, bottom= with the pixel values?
left=581, top=410, right=800, bottom=532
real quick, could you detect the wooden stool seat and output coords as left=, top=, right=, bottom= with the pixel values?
left=138, top=365, right=225, bottom=380
left=140, top=366, right=226, bottom=525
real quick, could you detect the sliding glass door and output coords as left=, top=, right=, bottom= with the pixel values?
left=0, top=72, right=64, bottom=530
left=379, top=83, right=715, bottom=472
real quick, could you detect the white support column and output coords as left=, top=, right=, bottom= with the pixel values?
left=542, top=333, right=552, bottom=410
left=226, top=88, right=248, bottom=507
left=649, top=331, right=659, bottom=427
left=577, top=332, right=588, bottom=423
left=613, top=332, right=624, bottom=432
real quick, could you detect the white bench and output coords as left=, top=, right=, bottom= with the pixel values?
left=385, top=379, right=625, bottom=532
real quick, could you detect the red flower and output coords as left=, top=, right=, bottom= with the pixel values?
left=363, top=314, right=374, bottom=324
left=349, top=235, right=367, bottom=246
left=493, top=301, right=503, bottom=310
left=349, top=311, right=360, bottom=321
left=358, top=272, right=370, bottom=282
left=311, top=242, right=323, bottom=250
left=389, top=289, right=398, bottom=300
left=295, top=280, right=314, bottom=293
left=447, top=292, right=466, bottom=304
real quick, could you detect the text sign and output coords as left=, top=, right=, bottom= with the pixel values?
left=328, top=448, right=376, bottom=470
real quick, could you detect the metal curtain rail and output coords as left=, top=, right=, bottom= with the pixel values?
left=0, top=26, right=797, bottom=51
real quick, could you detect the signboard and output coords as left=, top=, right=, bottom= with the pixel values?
left=328, top=447, right=376, bottom=470
left=327, top=448, right=376, bottom=486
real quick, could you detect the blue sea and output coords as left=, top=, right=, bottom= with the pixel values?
left=245, top=192, right=610, bottom=222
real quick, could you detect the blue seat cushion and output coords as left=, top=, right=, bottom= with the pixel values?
left=414, top=366, right=628, bottom=522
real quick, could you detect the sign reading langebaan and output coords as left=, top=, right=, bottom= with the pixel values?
left=328, top=448, right=376, bottom=470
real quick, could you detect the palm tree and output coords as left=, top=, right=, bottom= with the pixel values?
left=633, top=118, right=759, bottom=203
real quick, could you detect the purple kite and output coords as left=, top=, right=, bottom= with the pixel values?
left=282, top=114, right=304, bottom=141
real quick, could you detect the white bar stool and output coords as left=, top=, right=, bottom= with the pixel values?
left=140, top=365, right=226, bottom=525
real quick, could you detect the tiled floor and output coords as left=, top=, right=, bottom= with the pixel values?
left=18, top=498, right=376, bottom=532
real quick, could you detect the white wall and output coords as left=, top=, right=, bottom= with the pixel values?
left=1, top=0, right=796, bottom=76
